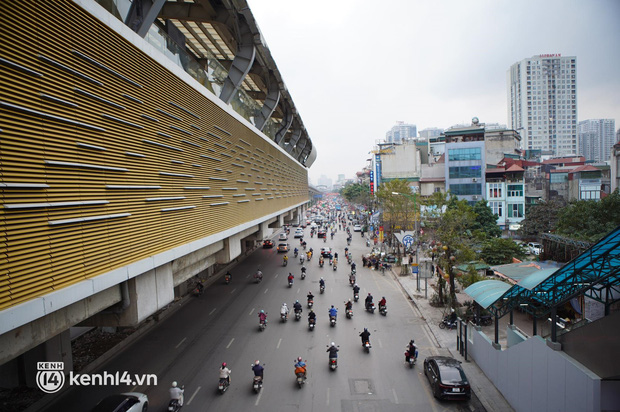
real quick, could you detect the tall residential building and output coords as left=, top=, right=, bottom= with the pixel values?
left=385, top=121, right=417, bottom=143
left=507, top=54, right=578, bottom=157
left=419, top=127, right=444, bottom=139
left=578, top=119, right=616, bottom=162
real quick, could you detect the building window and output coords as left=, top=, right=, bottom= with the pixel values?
left=449, top=166, right=482, bottom=179
left=450, top=184, right=482, bottom=196
left=507, top=184, right=524, bottom=197
left=507, top=203, right=524, bottom=218
left=580, top=186, right=600, bottom=200
left=550, top=173, right=568, bottom=183
left=448, top=147, right=481, bottom=161
left=488, top=183, right=503, bottom=198
left=489, top=201, right=503, bottom=217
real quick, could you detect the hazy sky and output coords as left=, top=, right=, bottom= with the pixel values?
left=247, top=0, right=620, bottom=184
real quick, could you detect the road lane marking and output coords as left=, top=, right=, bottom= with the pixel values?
left=130, top=385, right=137, bottom=392
left=378, top=338, right=383, bottom=349
left=326, top=387, right=330, bottom=405
left=264, top=288, right=268, bottom=294
left=230, top=288, right=237, bottom=294
left=209, top=308, right=216, bottom=315
left=249, top=308, right=255, bottom=315
left=254, top=386, right=263, bottom=405
left=175, top=337, right=187, bottom=349
left=246, top=274, right=250, bottom=279
left=187, top=386, right=201, bottom=405
left=226, top=338, right=234, bottom=349
left=276, top=338, right=282, bottom=349
left=274, top=273, right=279, bottom=278
left=392, top=388, right=398, bottom=403
left=297, top=288, right=300, bottom=294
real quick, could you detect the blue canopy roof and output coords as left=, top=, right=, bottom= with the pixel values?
left=465, top=280, right=511, bottom=309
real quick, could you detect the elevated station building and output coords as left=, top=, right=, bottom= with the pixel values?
left=0, top=0, right=316, bottom=384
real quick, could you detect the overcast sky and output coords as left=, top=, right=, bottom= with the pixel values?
left=247, top=0, right=620, bottom=185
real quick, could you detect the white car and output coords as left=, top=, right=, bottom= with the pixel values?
left=91, top=392, right=148, bottom=412
left=353, top=224, right=362, bottom=232
left=294, top=229, right=304, bottom=238
left=279, top=233, right=288, bottom=241
left=528, top=242, right=542, bottom=255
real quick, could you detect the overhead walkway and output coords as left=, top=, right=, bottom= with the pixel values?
left=465, top=225, right=620, bottom=343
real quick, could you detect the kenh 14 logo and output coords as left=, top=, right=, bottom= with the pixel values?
left=36, top=362, right=65, bottom=393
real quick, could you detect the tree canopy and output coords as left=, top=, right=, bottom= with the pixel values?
left=556, top=189, right=620, bottom=242
left=480, top=238, right=526, bottom=265
left=518, top=197, right=566, bottom=240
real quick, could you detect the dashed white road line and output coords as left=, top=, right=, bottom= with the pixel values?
left=226, top=338, right=234, bottom=348
left=249, top=308, right=255, bottom=315
left=230, top=288, right=237, bottom=294
left=209, top=308, right=216, bottom=315
left=274, top=273, right=279, bottom=278
left=326, top=387, right=330, bottom=405
left=254, top=387, right=263, bottom=405
left=187, top=386, right=201, bottom=405
left=264, top=288, right=269, bottom=294
left=175, top=337, right=187, bottom=349
left=392, top=388, right=399, bottom=403
left=276, top=338, right=282, bottom=349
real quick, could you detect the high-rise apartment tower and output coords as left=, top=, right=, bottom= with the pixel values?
left=507, top=54, right=577, bottom=157
left=579, top=119, right=616, bottom=163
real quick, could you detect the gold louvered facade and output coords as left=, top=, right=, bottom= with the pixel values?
left=0, top=1, right=308, bottom=310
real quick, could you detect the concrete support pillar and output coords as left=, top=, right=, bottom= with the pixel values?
left=18, top=330, right=73, bottom=388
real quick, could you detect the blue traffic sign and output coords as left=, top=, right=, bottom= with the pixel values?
left=402, top=235, right=414, bottom=249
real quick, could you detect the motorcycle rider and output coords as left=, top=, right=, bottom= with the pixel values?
left=281, top=303, right=290, bottom=319
left=301, top=265, right=307, bottom=275
left=225, top=271, right=232, bottom=282
left=405, top=339, right=418, bottom=363
left=359, top=328, right=371, bottom=346
left=252, top=360, right=264, bottom=381
left=447, top=308, right=457, bottom=324
left=293, top=300, right=303, bottom=314
left=319, top=277, right=325, bottom=291
left=219, top=362, right=232, bottom=385
left=351, top=262, right=356, bottom=272
left=287, top=273, right=294, bottom=285
left=294, top=357, right=307, bottom=378
left=255, top=269, right=263, bottom=280
left=258, top=310, right=267, bottom=325
left=319, top=255, right=324, bottom=266
left=307, top=291, right=314, bottom=303
left=328, top=305, right=338, bottom=321
left=307, top=309, right=316, bottom=324
left=326, top=342, right=339, bottom=358
left=169, top=381, right=184, bottom=407
left=283, top=255, right=288, bottom=265
left=378, top=296, right=387, bottom=310
left=294, top=247, right=299, bottom=257
left=345, top=299, right=353, bottom=311
left=353, top=284, right=360, bottom=299
left=365, top=293, right=374, bottom=310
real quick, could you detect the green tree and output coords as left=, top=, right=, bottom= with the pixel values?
left=340, top=183, right=370, bottom=206
left=556, top=189, right=620, bottom=242
left=518, top=197, right=566, bottom=239
left=376, top=180, right=417, bottom=239
left=472, top=201, right=502, bottom=238
left=480, top=238, right=526, bottom=265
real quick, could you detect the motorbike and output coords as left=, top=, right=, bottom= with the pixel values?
left=354, top=293, right=359, bottom=302
left=254, top=272, right=263, bottom=283
left=295, top=310, right=302, bottom=321
left=366, top=239, right=370, bottom=247
left=259, top=318, right=267, bottom=331
left=365, top=302, right=376, bottom=314
left=307, top=299, right=314, bottom=309
left=300, top=257, right=305, bottom=265
left=218, top=378, right=230, bottom=394
left=283, top=258, right=288, bottom=267
left=320, top=284, right=325, bottom=294
left=193, top=283, right=204, bottom=297
left=347, top=256, right=352, bottom=265
left=439, top=316, right=458, bottom=330
left=349, top=275, right=356, bottom=286
left=308, top=318, right=316, bottom=331
left=252, top=376, right=263, bottom=393
left=347, top=238, right=351, bottom=245
left=281, top=312, right=288, bottom=322
left=323, top=237, right=326, bottom=243
left=379, top=304, right=387, bottom=316
left=167, top=385, right=184, bottom=412
left=346, top=308, right=353, bottom=319
left=294, top=250, right=298, bottom=258
left=329, top=315, right=337, bottom=327
left=319, top=259, right=324, bottom=268
left=363, top=340, right=372, bottom=353
left=333, top=263, right=337, bottom=271
left=301, top=270, right=306, bottom=280
left=473, top=314, right=493, bottom=326
left=329, top=357, right=337, bottom=371
left=405, top=349, right=418, bottom=368
left=288, top=278, right=294, bottom=288
left=224, top=274, right=231, bottom=285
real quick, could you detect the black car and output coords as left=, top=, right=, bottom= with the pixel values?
left=262, top=239, right=274, bottom=248
left=424, top=356, right=471, bottom=400
left=317, top=230, right=326, bottom=238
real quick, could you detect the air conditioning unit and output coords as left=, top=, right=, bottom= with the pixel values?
left=472, top=195, right=480, bottom=200
left=472, top=178, right=478, bottom=182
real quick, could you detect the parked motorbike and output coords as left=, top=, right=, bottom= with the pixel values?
left=439, top=316, right=457, bottom=330
left=473, top=314, right=493, bottom=326
left=218, top=378, right=230, bottom=394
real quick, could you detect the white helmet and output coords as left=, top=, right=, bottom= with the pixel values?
left=172, top=381, right=177, bottom=387
left=331, top=342, right=335, bottom=347
left=255, top=360, right=260, bottom=365
left=283, top=302, right=288, bottom=306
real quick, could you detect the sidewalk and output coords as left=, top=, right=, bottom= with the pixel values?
left=393, top=270, right=515, bottom=412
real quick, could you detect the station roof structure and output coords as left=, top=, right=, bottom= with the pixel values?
left=466, top=226, right=620, bottom=318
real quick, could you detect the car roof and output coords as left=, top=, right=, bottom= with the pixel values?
left=92, top=394, right=138, bottom=411
left=427, top=356, right=461, bottom=366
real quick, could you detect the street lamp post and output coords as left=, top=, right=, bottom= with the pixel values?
left=392, top=191, right=420, bottom=291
